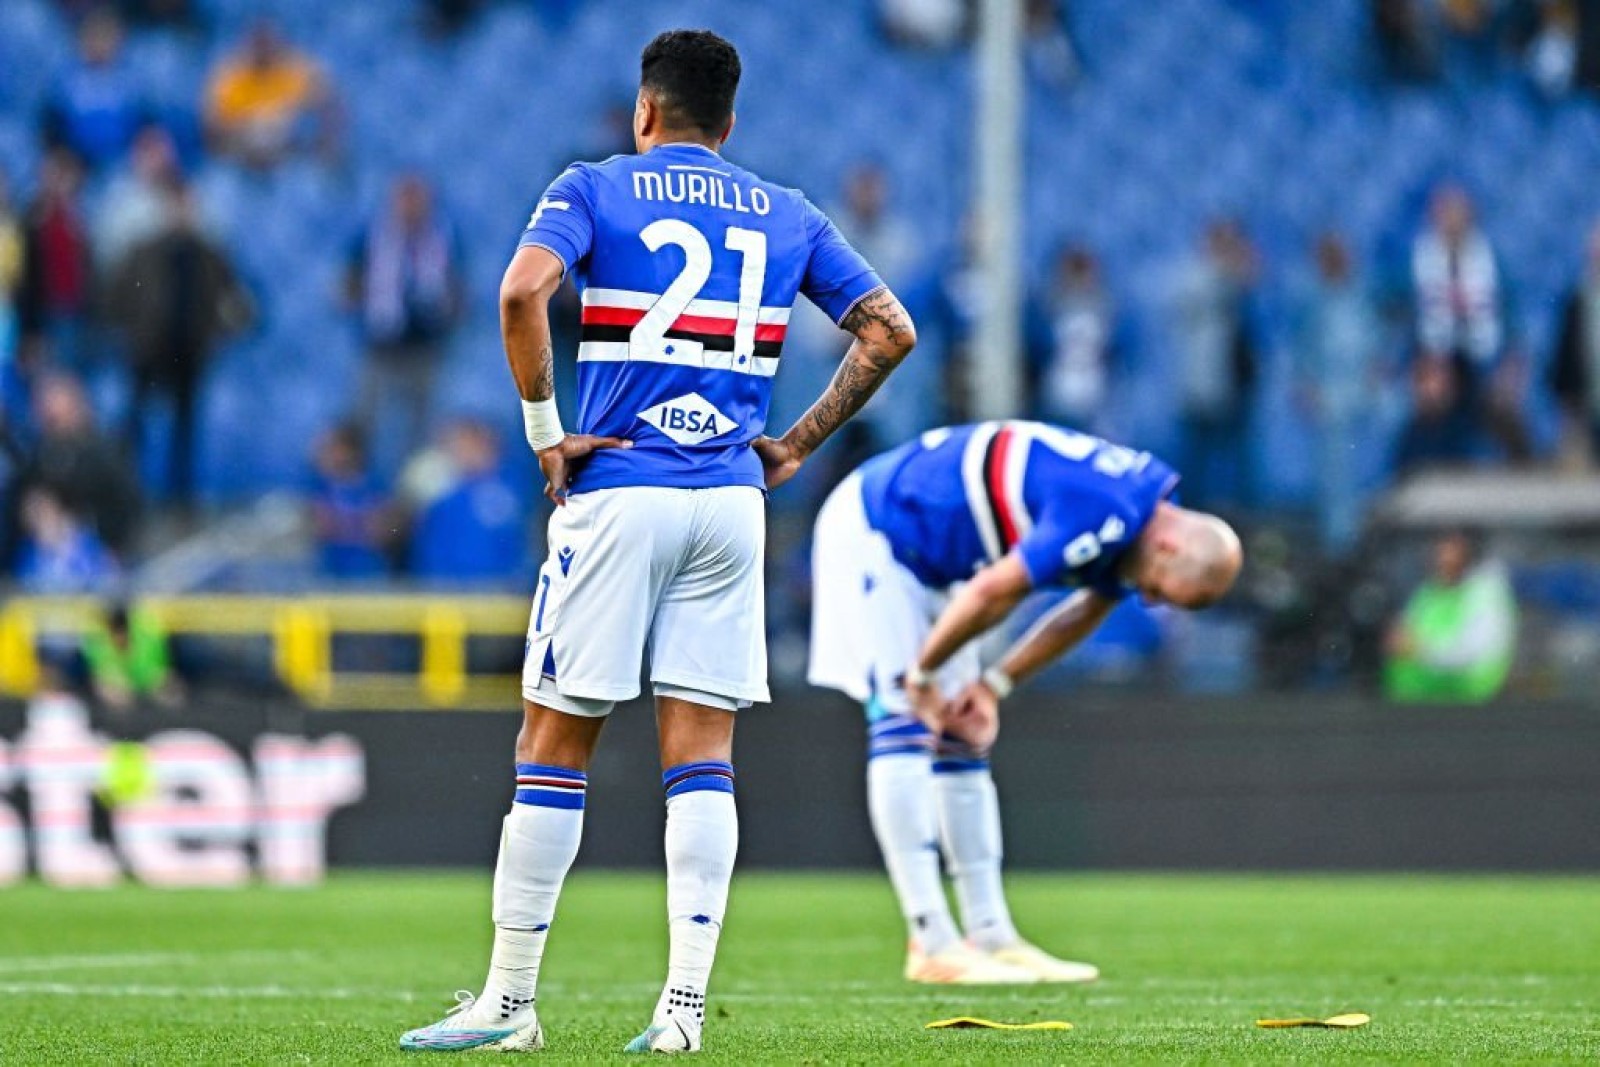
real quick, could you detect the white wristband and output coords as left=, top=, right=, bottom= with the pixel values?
left=905, top=664, right=936, bottom=689
left=982, top=666, right=1015, bottom=700
left=521, top=398, right=566, bottom=452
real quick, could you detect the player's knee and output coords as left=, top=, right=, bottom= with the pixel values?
left=516, top=698, right=607, bottom=770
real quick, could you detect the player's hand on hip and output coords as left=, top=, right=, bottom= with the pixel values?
left=946, top=681, right=1000, bottom=755
left=538, top=434, right=631, bottom=506
left=753, top=435, right=805, bottom=490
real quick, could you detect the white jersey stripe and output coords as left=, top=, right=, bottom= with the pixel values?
left=578, top=340, right=780, bottom=378
left=583, top=286, right=791, bottom=325
left=961, top=422, right=1004, bottom=563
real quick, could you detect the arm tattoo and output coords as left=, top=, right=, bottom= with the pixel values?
left=530, top=340, right=555, bottom=401
left=839, top=288, right=914, bottom=349
left=785, top=289, right=913, bottom=456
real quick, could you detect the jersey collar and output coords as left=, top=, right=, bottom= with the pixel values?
left=652, top=142, right=723, bottom=157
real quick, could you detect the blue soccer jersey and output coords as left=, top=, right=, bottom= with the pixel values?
left=858, top=421, right=1180, bottom=597
left=519, top=143, right=885, bottom=492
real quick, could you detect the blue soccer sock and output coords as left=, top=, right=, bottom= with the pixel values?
left=655, top=761, right=738, bottom=1032
left=481, top=764, right=586, bottom=1016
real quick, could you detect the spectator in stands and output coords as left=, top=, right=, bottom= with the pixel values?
left=15, top=487, right=119, bottom=593
left=1294, top=233, right=1384, bottom=554
left=95, top=124, right=184, bottom=272
left=81, top=601, right=182, bottom=711
left=40, top=8, right=147, bottom=173
left=1550, top=219, right=1600, bottom=466
left=879, top=0, right=967, bottom=48
left=1399, top=183, right=1529, bottom=469
left=836, top=162, right=919, bottom=289
left=1525, top=0, right=1581, bottom=97
left=0, top=174, right=21, bottom=369
left=1372, top=0, right=1440, bottom=81
left=307, top=422, right=393, bottom=580
left=1384, top=530, right=1516, bottom=703
left=1172, top=217, right=1261, bottom=509
left=204, top=20, right=337, bottom=168
left=17, top=150, right=93, bottom=369
left=19, top=372, right=140, bottom=557
left=1026, top=0, right=1083, bottom=89
left=345, top=174, right=462, bottom=473
left=403, top=420, right=527, bottom=586
left=924, top=215, right=1051, bottom=425
left=107, top=178, right=253, bottom=507
left=1038, top=244, right=1116, bottom=433
left=118, top=0, right=199, bottom=29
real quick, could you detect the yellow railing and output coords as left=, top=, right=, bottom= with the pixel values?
left=0, top=595, right=530, bottom=711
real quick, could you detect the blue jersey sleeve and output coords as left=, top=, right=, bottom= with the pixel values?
left=800, top=199, right=886, bottom=324
left=517, top=164, right=596, bottom=275
left=1015, top=492, right=1142, bottom=599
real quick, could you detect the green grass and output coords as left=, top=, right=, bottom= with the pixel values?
left=0, top=872, right=1596, bottom=1064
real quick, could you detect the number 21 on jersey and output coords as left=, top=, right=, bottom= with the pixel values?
left=630, top=220, right=767, bottom=373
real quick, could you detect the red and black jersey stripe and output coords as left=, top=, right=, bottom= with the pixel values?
left=980, top=424, right=1023, bottom=550
left=580, top=305, right=785, bottom=360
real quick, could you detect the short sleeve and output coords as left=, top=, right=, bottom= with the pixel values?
left=1014, top=493, right=1140, bottom=598
left=517, top=164, right=596, bottom=276
left=800, top=199, right=886, bottom=325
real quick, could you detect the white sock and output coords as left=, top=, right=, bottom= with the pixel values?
left=866, top=719, right=961, bottom=956
left=655, top=762, right=739, bottom=1033
left=480, top=763, right=586, bottom=1018
left=934, top=757, right=1019, bottom=952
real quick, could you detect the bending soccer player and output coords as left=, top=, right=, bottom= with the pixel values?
left=809, top=421, right=1241, bottom=984
left=401, top=31, right=914, bottom=1054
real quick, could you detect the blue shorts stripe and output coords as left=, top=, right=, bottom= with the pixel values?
left=931, top=757, right=990, bottom=775
left=662, top=760, right=735, bottom=799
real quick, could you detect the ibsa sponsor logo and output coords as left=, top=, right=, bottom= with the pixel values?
left=637, top=392, right=736, bottom=446
left=0, top=694, right=364, bottom=889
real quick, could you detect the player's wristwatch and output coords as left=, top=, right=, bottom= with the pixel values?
left=981, top=667, right=1015, bottom=701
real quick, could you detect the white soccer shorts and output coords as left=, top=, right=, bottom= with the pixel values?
left=807, top=473, right=981, bottom=714
left=522, top=485, right=768, bottom=715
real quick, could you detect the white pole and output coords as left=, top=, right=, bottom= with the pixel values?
left=973, top=0, right=1025, bottom=420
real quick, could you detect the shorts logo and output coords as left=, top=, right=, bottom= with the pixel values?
left=637, top=392, right=737, bottom=446
left=557, top=545, right=575, bottom=575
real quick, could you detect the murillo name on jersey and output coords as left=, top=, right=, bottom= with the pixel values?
left=858, top=421, right=1181, bottom=598
left=520, top=143, right=884, bottom=493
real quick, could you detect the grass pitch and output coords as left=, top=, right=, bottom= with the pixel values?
left=0, top=872, right=1595, bottom=1064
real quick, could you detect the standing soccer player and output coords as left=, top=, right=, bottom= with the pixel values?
left=809, top=421, right=1241, bottom=984
left=400, top=30, right=915, bottom=1054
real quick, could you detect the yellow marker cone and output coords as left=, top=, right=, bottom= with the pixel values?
left=1256, top=1013, right=1371, bottom=1029
left=926, top=1017, right=1072, bottom=1031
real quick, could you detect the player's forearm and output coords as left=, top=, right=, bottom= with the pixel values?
left=500, top=288, right=557, bottom=403
left=778, top=289, right=915, bottom=457
left=915, top=577, right=1027, bottom=674
left=996, top=590, right=1114, bottom=686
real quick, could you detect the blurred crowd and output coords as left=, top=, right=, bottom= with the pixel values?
left=5, top=1, right=1600, bottom=699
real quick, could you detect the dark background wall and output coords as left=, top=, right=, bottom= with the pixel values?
left=3, top=690, right=1598, bottom=871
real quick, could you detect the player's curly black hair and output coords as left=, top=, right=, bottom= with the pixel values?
left=639, top=29, right=741, bottom=137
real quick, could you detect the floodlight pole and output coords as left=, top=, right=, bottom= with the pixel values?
left=973, top=0, right=1025, bottom=420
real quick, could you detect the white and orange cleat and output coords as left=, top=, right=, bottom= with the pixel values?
left=987, top=941, right=1100, bottom=984
left=904, top=941, right=1038, bottom=985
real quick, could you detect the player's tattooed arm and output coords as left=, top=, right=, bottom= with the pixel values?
left=757, top=288, right=916, bottom=489
left=500, top=245, right=565, bottom=403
